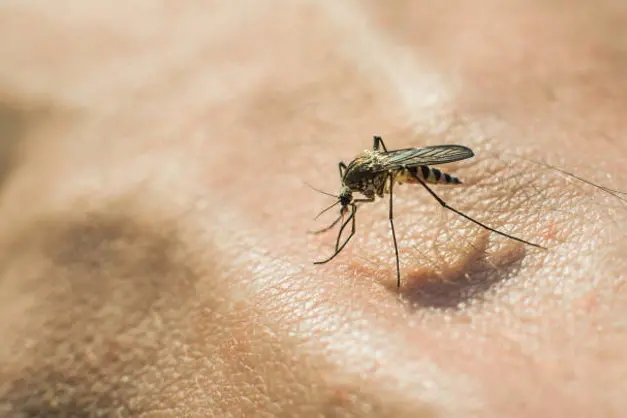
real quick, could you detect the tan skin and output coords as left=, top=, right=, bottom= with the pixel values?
left=1, top=1, right=627, bottom=417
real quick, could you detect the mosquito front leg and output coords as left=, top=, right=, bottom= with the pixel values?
left=373, top=136, right=388, bottom=152
left=409, top=171, right=546, bottom=249
left=314, top=205, right=357, bottom=265
left=332, top=196, right=374, bottom=252
left=339, top=162, right=347, bottom=179
left=310, top=212, right=344, bottom=235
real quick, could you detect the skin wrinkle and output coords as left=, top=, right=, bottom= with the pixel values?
left=2, top=1, right=627, bottom=417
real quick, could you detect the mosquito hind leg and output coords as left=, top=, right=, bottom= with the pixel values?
left=409, top=172, right=547, bottom=249
left=387, top=174, right=402, bottom=288
left=373, top=136, right=388, bottom=152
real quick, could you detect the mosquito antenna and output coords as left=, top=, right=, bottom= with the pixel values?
left=314, top=200, right=341, bottom=220
left=305, top=182, right=338, bottom=198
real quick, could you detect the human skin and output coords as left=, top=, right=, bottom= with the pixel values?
left=1, top=1, right=627, bottom=417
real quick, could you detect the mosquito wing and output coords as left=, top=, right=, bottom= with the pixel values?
left=380, top=145, right=474, bottom=169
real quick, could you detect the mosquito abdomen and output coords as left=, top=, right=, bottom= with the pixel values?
left=402, top=165, right=462, bottom=185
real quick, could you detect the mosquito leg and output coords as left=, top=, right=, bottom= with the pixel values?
left=312, top=196, right=373, bottom=237
left=309, top=212, right=343, bottom=235
left=313, top=197, right=373, bottom=264
left=373, top=136, right=388, bottom=152
left=314, top=206, right=357, bottom=265
left=334, top=211, right=355, bottom=251
left=333, top=197, right=374, bottom=251
left=339, top=162, right=347, bottom=178
left=409, top=171, right=547, bottom=249
left=387, top=174, right=401, bottom=288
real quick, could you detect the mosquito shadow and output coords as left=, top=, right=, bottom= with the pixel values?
left=396, top=243, right=526, bottom=310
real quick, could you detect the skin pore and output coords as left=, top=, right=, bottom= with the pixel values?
left=1, top=1, right=627, bottom=417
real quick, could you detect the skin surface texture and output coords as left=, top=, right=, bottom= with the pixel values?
left=1, top=1, right=627, bottom=417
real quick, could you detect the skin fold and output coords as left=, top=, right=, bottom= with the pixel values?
left=1, top=1, right=627, bottom=417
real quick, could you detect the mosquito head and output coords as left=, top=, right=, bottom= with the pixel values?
left=339, top=187, right=352, bottom=209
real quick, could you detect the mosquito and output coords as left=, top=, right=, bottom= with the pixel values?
left=311, top=135, right=546, bottom=288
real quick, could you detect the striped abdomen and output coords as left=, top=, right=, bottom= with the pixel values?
left=397, top=165, right=461, bottom=185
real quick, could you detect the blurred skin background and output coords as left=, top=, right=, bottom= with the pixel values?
left=1, top=1, right=627, bottom=417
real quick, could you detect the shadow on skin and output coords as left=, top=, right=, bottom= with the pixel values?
left=391, top=237, right=527, bottom=310
left=0, top=100, right=53, bottom=191
left=0, top=206, right=198, bottom=417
